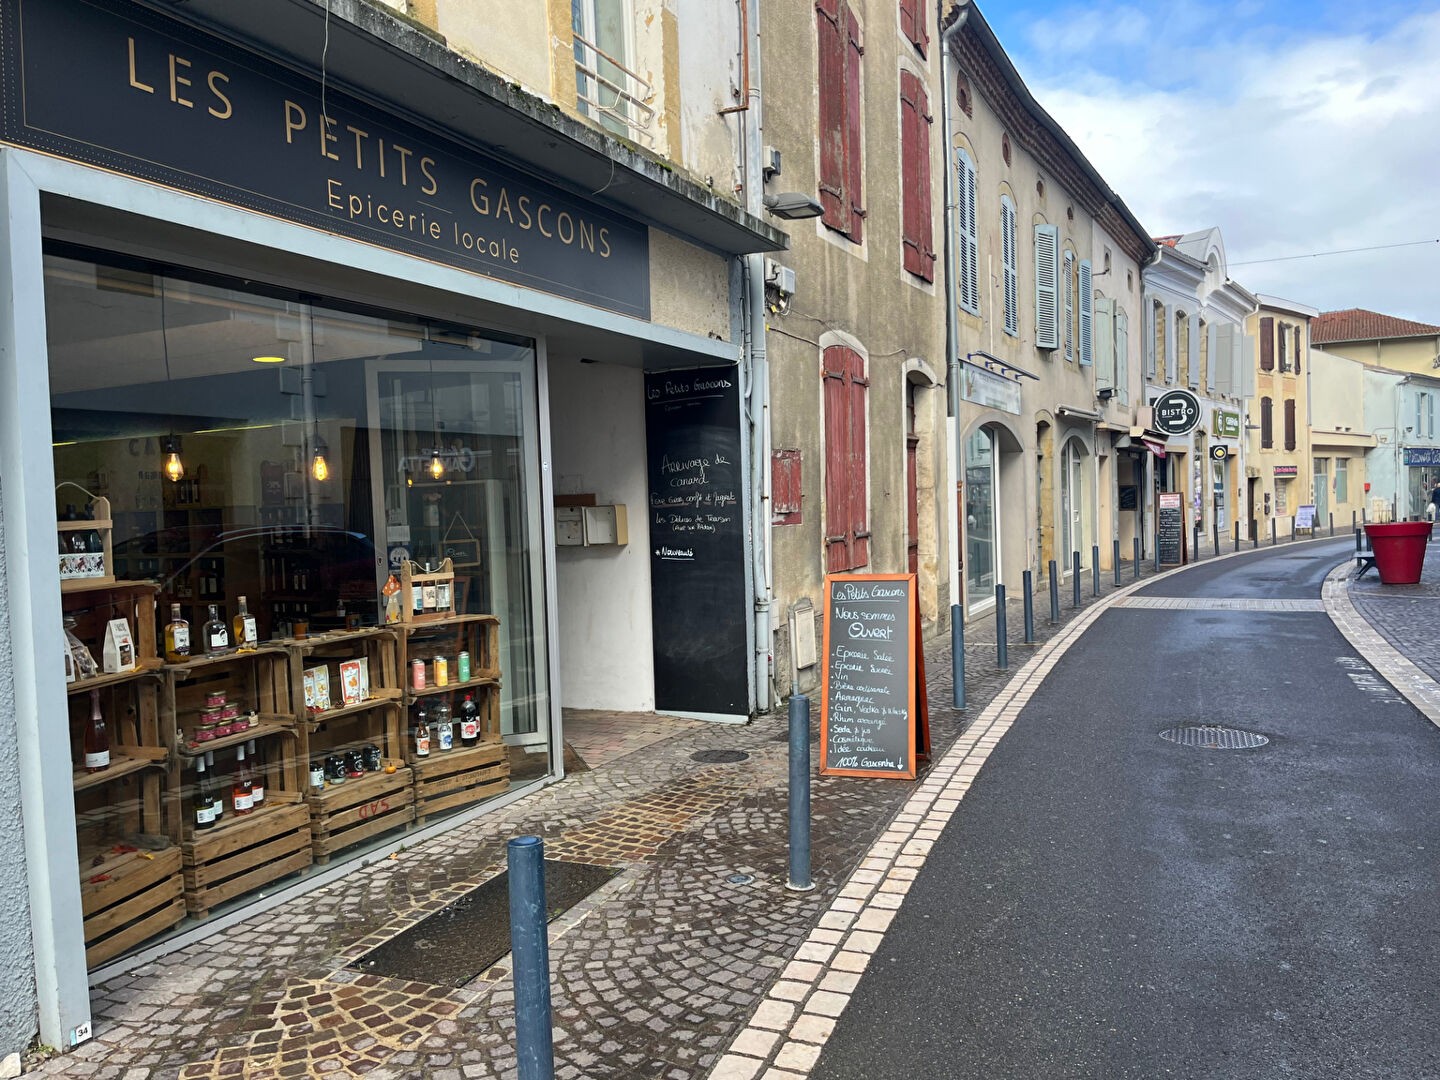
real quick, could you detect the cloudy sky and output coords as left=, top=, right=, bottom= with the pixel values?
left=984, top=1, right=1440, bottom=323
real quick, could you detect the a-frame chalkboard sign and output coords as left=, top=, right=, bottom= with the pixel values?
left=819, top=573, right=931, bottom=780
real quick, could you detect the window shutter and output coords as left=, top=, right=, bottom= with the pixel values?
left=1240, top=328, right=1255, bottom=397
left=1146, top=303, right=1157, bottom=380
left=816, top=0, right=846, bottom=234
left=1284, top=397, right=1296, bottom=451
left=1094, top=297, right=1115, bottom=388
left=1260, top=396, right=1273, bottom=448
left=772, top=449, right=802, bottom=525
left=843, top=6, right=865, bottom=243
left=847, top=350, right=870, bottom=568
left=1187, top=314, right=1199, bottom=387
left=899, top=0, right=928, bottom=55
left=1213, top=323, right=1233, bottom=395
left=1115, top=309, right=1130, bottom=404
left=1078, top=259, right=1093, bottom=366
left=823, top=346, right=852, bottom=571
left=1062, top=251, right=1075, bottom=361
left=1001, top=197, right=1017, bottom=335
left=1205, top=322, right=1216, bottom=393
left=956, top=150, right=979, bottom=314
left=900, top=73, right=934, bottom=281
left=1034, top=225, right=1060, bottom=350
left=1259, top=316, right=1274, bottom=371
left=1293, top=327, right=1302, bottom=374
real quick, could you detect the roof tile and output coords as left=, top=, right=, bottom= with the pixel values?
left=1312, top=308, right=1440, bottom=345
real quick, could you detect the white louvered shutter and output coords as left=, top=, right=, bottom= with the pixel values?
left=1188, top=317, right=1200, bottom=388
left=1063, top=251, right=1075, bottom=361
left=1146, top=303, right=1157, bottom=380
left=1034, top=225, right=1060, bottom=350
left=1116, top=309, right=1130, bottom=404
left=1078, top=259, right=1093, bottom=366
left=956, top=150, right=979, bottom=314
left=1206, top=322, right=1217, bottom=393
left=1094, top=297, right=1115, bottom=388
left=1002, top=197, right=1018, bottom=336
left=1213, top=323, right=1233, bottom=395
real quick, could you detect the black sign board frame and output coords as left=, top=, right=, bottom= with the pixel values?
left=645, top=367, right=749, bottom=716
left=819, top=573, right=930, bottom=780
left=1156, top=491, right=1185, bottom=566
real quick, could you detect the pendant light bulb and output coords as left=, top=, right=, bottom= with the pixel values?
left=163, top=436, right=185, bottom=483
left=310, top=435, right=330, bottom=482
left=429, top=449, right=445, bottom=480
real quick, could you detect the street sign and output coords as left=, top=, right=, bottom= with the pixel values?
left=1209, top=444, right=1229, bottom=461
left=1153, top=390, right=1201, bottom=436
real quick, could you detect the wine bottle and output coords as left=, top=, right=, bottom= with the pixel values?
left=459, top=694, right=480, bottom=747
left=83, top=690, right=109, bottom=772
left=206, top=750, right=224, bottom=821
left=193, top=755, right=217, bottom=830
left=247, top=739, right=265, bottom=806
left=203, top=603, right=230, bottom=654
left=232, top=745, right=255, bottom=815
left=414, top=705, right=431, bottom=757
left=164, top=602, right=191, bottom=662
left=232, top=595, right=258, bottom=652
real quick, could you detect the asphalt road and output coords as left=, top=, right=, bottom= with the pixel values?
left=812, top=539, right=1440, bottom=1080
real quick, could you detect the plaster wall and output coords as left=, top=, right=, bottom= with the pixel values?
left=428, top=1, right=553, bottom=96
left=547, top=357, right=655, bottom=711
left=1245, top=307, right=1313, bottom=522
left=648, top=229, right=731, bottom=341
left=762, top=0, right=951, bottom=690
left=674, top=0, right=744, bottom=193
left=0, top=473, right=39, bottom=1058
left=1364, top=368, right=1403, bottom=514
left=1318, top=337, right=1440, bottom=376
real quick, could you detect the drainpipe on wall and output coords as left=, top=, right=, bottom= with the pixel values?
left=742, top=0, right=772, bottom=713
left=940, top=0, right=972, bottom=612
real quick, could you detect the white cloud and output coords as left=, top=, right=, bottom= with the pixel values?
left=1012, top=6, right=1440, bottom=321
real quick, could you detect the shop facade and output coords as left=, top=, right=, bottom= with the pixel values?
left=0, top=0, right=779, bottom=1051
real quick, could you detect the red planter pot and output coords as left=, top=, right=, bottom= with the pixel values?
left=1364, top=521, right=1434, bottom=585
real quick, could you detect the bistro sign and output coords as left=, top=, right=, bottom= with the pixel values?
left=0, top=0, right=651, bottom=318
left=1152, top=389, right=1201, bottom=437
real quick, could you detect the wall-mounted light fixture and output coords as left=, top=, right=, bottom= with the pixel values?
left=763, top=192, right=824, bottom=220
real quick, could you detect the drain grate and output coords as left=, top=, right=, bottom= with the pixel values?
left=1159, top=724, right=1270, bottom=750
left=691, top=749, right=750, bottom=764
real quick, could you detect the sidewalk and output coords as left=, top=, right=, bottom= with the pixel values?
left=28, top=532, right=1377, bottom=1080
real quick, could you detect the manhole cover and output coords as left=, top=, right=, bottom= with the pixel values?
left=691, top=749, right=750, bottom=764
left=1159, top=725, right=1270, bottom=750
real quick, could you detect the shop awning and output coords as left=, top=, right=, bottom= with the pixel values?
left=1140, top=438, right=1168, bottom=458
left=1057, top=404, right=1101, bottom=422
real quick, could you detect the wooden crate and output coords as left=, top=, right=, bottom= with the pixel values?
left=307, top=766, right=415, bottom=863
left=181, top=794, right=311, bottom=918
left=411, top=741, right=510, bottom=823
left=81, top=846, right=185, bottom=968
left=400, top=558, right=457, bottom=623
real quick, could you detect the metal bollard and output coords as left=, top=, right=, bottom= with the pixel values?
left=1154, top=535, right=1160, bottom=574
left=951, top=604, right=965, bottom=710
left=1355, top=527, right=1362, bottom=553
left=509, top=836, right=556, bottom=1080
left=1092, top=545, right=1100, bottom=595
left=787, top=695, right=814, bottom=892
left=1072, top=551, right=1081, bottom=607
left=1233, top=521, right=1239, bottom=554
left=1113, top=539, right=1122, bottom=586
left=995, top=584, right=1008, bottom=670
left=1022, top=570, right=1035, bottom=644
left=1251, top=518, right=1258, bottom=549
left=1291, top=517, right=1296, bottom=542
left=1049, top=560, right=1060, bottom=622
left=1271, top=518, right=1277, bottom=545
left=1132, top=536, right=1141, bottom=580
left=1329, top=512, right=1334, bottom=537
left=1213, top=520, right=1220, bottom=558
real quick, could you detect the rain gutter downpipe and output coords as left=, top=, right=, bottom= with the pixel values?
left=743, top=0, right=773, bottom=713
left=941, top=1, right=972, bottom=612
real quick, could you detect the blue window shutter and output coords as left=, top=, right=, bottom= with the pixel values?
left=1078, top=259, right=1093, bottom=366
left=1001, top=196, right=1017, bottom=336
left=1116, top=309, right=1130, bottom=404
left=1034, top=224, right=1059, bottom=350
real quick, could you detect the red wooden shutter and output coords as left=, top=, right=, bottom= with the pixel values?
left=1260, top=396, right=1273, bottom=448
left=816, top=0, right=846, bottom=234
left=900, top=72, right=934, bottom=282
left=899, top=0, right=928, bottom=55
left=1259, top=316, right=1274, bottom=371
left=824, top=347, right=852, bottom=571
left=843, top=6, right=865, bottom=242
left=1284, top=397, right=1297, bottom=451
left=772, top=449, right=802, bottom=525
left=847, top=349, right=870, bottom=567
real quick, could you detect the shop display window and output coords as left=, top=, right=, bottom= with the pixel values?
left=46, top=244, right=552, bottom=953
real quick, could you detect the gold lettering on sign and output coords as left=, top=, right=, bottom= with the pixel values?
left=346, top=124, right=371, bottom=169
left=419, top=156, right=438, bottom=196
left=127, top=38, right=154, bottom=94
left=319, top=114, right=340, bottom=162
left=284, top=100, right=307, bottom=144
left=207, top=71, right=232, bottom=119
left=168, top=54, right=193, bottom=107
left=536, top=203, right=553, bottom=238
left=516, top=195, right=534, bottom=231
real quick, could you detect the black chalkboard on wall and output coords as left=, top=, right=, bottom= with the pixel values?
left=820, top=574, right=929, bottom=780
left=645, top=368, right=750, bottom=716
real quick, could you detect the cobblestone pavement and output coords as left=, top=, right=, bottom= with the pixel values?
left=1346, top=531, right=1440, bottom=685
left=36, top=546, right=1317, bottom=1080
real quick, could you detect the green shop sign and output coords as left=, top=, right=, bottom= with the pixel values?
left=1214, top=409, right=1241, bottom=439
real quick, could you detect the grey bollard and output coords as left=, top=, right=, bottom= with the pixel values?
left=787, top=695, right=814, bottom=892
left=509, top=836, right=556, bottom=1080
left=951, top=604, right=965, bottom=710
left=1113, top=539, right=1122, bottom=586
left=1072, top=551, right=1081, bottom=607
left=1048, top=560, right=1060, bottom=621
left=1022, top=570, right=1035, bottom=644
left=995, top=584, right=1008, bottom=670
left=1271, top=518, right=1277, bottom=545
left=1132, top=536, right=1141, bottom=580
left=1092, top=545, right=1100, bottom=595
left=1213, top=519, right=1220, bottom=558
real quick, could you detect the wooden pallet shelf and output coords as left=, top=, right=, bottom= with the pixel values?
left=181, top=794, right=311, bottom=919
left=72, top=746, right=167, bottom=793
left=81, top=846, right=185, bottom=968
left=176, top=715, right=297, bottom=757
left=307, top=766, right=415, bottom=864
left=411, top=741, right=510, bottom=823
left=306, top=687, right=403, bottom=725
left=67, top=658, right=164, bottom=695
